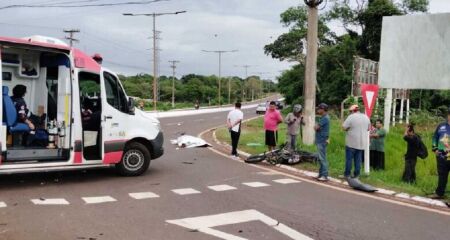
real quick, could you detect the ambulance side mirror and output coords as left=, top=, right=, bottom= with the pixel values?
left=128, top=97, right=135, bottom=115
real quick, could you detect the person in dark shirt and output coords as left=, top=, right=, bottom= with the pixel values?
left=403, top=124, right=419, bottom=183
left=11, top=84, right=35, bottom=131
left=429, top=107, right=450, bottom=199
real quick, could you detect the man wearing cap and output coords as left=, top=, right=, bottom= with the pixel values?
left=315, top=103, right=330, bottom=181
left=342, top=104, right=371, bottom=179
left=430, top=107, right=450, bottom=199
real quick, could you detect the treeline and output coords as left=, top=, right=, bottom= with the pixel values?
left=266, top=0, right=449, bottom=113
left=118, top=73, right=276, bottom=105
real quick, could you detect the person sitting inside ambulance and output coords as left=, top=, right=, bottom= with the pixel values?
left=81, top=98, right=101, bottom=131
left=11, top=84, right=35, bottom=131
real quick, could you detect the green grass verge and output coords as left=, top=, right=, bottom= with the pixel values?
left=216, top=115, right=449, bottom=197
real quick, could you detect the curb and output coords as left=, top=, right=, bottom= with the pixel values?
left=208, top=125, right=448, bottom=209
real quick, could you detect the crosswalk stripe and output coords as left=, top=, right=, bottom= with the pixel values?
left=208, top=185, right=237, bottom=192
left=242, top=182, right=270, bottom=188
left=0, top=202, right=6, bottom=208
left=129, top=192, right=160, bottom=200
left=82, top=196, right=117, bottom=204
left=31, top=198, right=70, bottom=205
left=172, top=188, right=201, bottom=195
left=273, top=178, right=301, bottom=184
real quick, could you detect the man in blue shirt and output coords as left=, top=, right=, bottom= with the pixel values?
left=314, top=103, right=330, bottom=181
left=430, top=107, right=450, bottom=199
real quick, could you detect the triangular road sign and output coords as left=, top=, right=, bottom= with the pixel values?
left=361, top=84, right=379, bottom=118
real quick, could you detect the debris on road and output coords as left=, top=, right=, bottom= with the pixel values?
left=170, top=135, right=211, bottom=148
left=346, top=177, right=377, bottom=193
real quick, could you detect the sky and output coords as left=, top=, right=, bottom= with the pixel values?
left=0, top=0, right=448, bottom=79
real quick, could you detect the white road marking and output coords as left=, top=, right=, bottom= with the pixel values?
left=377, top=188, right=396, bottom=195
left=82, top=196, right=117, bottom=204
left=0, top=202, right=6, bottom=208
left=129, top=192, right=160, bottom=200
left=242, top=182, right=270, bottom=188
left=273, top=178, right=301, bottom=184
left=31, top=198, right=70, bottom=205
left=172, top=188, right=201, bottom=195
left=208, top=185, right=237, bottom=192
left=256, top=171, right=281, bottom=176
left=167, top=209, right=313, bottom=240
left=395, top=193, right=411, bottom=199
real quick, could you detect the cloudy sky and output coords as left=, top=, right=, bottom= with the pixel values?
left=0, top=0, right=448, bottom=79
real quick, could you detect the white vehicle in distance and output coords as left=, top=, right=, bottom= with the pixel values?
left=256, top=103, right=267, bottom=114
left=0, top=35, right=164, bottom=176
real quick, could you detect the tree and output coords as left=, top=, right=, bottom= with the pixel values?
left=264, top=6, right=334, bottom=62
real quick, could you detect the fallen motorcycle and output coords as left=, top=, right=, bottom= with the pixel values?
left=245, top=144, right=317, bottom=165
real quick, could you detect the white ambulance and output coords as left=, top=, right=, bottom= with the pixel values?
left=0, top=36, right=164, bottom=176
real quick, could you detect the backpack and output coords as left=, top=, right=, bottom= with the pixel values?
left=417, top=135, right=428, bottom=159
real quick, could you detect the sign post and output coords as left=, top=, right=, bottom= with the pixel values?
left=361, top=84, right=379, bottom=175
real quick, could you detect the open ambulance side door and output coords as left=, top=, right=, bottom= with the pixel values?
left=0, top=47, right=5, bottom=162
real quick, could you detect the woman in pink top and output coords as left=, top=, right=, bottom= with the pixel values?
left=264, top=101, right=283, bottom=151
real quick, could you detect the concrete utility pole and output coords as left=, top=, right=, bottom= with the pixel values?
left=123, top=11, right=186, bottom=111
left=203, top=50, right=238, bottom=106
left=235, top=65, right=252, bottom=101
left=253, top=72, right=270, bottom=99
left=169, top=60, right=179, bottom=108
left=303, top=0, right=323, bottom=145
left=63, top=29, right=80, bottom=47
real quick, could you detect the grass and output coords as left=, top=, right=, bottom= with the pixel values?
left=216, top=113, right=449, bottom=197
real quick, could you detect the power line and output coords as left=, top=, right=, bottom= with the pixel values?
left=0, top=0, right=168, bottom=10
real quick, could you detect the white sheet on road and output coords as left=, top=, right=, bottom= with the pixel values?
left=170, top=135, right=210, bottom=148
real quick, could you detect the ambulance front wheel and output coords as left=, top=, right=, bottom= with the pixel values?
left=116, top=142, right=151, bottom=176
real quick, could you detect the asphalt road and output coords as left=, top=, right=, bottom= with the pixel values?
left=1, top=101, right=450, bottom=240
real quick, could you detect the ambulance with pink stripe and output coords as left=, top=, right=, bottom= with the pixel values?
left=0, top=36, right=163, bottom=176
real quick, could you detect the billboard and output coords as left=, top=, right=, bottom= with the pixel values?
left=379, top=13, right=450, bottom=90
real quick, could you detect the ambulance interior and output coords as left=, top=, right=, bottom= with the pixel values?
left=1, top=47, right=72, bottom=162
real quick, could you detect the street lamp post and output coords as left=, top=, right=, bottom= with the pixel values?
left=202, top=49, right=238, bottom=106
left=123, top=11, right=186, bottom=111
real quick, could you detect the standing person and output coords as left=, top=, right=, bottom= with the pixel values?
left=264, top=101, right=283, bottom=151
left=342, top=104, right=371, bottom=179
left=284, top=104, right=304, bottom=151
left=314, top=103, right=330, bottom=181
left=402, top=124, right=420, bottom=183
left=370, top=119, right=387, bottom=170
left=227, top=102, right=244, bottom=158
left=430, top=107, right=450, bottom=199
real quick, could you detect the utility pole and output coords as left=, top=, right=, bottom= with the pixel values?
left=63, top=29, right=80, bottom=47
left=235, top=65, right=252, bottom=101
left=253, top=72, right=270, bottom=99
left=202, top=49, right=238, bottom=106
left=123, top=11, right=187, bottom=111
left=168, top=60, right=179, bottom=108
left=303, top=0, right=323, bottom=145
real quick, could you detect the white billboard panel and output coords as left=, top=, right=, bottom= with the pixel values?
left=379, top=13, right=450, bottom=90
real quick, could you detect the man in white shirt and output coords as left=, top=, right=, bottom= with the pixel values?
left=342, top=104, right=371, bottom=178
left=227, top=102, right=244, bottom=158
